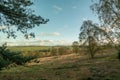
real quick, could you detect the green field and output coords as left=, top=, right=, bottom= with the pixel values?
left=6, top=46, right=73, bottom=59
left=8, top=46, right=51, bottom=52
left=7, top=46, right=71, bottom=52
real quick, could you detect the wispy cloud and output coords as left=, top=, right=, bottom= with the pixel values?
left=72, top=6, right=77, bottom=9
left=40, top=32, right=60, bottom=36
left=7, top=39, right=72, bottom=46
left=53, top=5, right=62, bottom=11
left=53, top=5, right=62, bottom=13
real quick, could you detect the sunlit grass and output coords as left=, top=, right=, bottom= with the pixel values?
left=0, top=51, right=120, bottom=80
left=8, top=46, right=51, bottom=52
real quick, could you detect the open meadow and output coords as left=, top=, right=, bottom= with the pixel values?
left=8, top=46, right=51, bottom=52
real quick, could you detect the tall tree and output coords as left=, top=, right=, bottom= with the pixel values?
left=91, top=0, right=120, bottom=28
left=79, top=20, right=109, bottom=58
left=91, top=0, right=120, bottom=43
left=91, top=0, right=120, bottom=59
left=0, top=0, right=49, bottom=38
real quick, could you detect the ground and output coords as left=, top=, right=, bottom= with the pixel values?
left=0, top=51, right=120, bottom=80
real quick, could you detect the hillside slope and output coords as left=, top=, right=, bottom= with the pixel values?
left=0, top=53, right=120, bottom=80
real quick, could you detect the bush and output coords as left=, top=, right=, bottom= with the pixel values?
left=58, top=47, right=68, bottom=55
left=0, top=56, right=10, bottom=69
left=0, top=43, right=35, bottom=70
left=50, top=47, right=58, bottom=56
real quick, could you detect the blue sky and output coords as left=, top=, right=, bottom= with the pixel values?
left=0, top=0, right=99, bottom=46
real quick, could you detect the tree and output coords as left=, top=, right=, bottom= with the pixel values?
left=91, top=0, right=120, bottom=44
left=79, top=20, right=108, bottom=58
left=91, top=0, right=120, bottom=28
left=72, top=41, right=79, bottom=54
left=0, top=0, right=49, bottom=38
left=91, top=0, right=120, bottom=59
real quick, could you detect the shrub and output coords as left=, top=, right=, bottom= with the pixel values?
left=50, top=47, right=58, bottom=56
left=58, top=47, right=68, bottom=55
left=0, top=56, right=10, bottom=70
left=0, top=43, right=35, bottom=69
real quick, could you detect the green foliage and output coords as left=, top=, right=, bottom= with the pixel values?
left=91, top=0, right=120, bottom=59
left=0, top=43, right=35, bottom=69
left=0, top=56, right=10, bottom=69
left=79, top=20, right=107, bottom=58
left=0, top=0, right=49, bottom=38
left=91, top=0, right=120, bottom=28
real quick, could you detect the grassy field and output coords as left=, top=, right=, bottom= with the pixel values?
left=8, top=46, right=51, bottom=52
left=7, top=46, right=73, bottom=58
left=0, top=51, right=120, bottom=80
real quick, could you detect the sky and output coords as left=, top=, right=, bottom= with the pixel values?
left=0, top=0, right=99, bottom=46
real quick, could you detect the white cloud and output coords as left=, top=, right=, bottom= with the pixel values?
left=52, top=32, right=60, bottom=36
left=53, top=5, right=62, bottom=11
left=7, top=42, right=19, bottom=46
left=55, top=40, right=72, bottom=45
left=6, top=39, right=72, bottom=46
left=82, top=17, right=88, bottom=21
left=40, top=32, right=60, bottom=36
left=53, top=5, right=63, bottom=13
left=37, top=40, right=72, bottom=46
left=0, top=25, right=7, bottom=30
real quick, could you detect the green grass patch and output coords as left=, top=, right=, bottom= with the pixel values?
left=8, top=46, right=51, bottom=52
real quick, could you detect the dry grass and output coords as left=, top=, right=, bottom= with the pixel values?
left=0, top=48, right=120, bottom=80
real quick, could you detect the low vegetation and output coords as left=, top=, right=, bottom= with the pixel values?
left=0, top=47, right=119, bottom=80
left=0, top=43, right=36, bottom=70
left=0, top=44, right=119, bottom=80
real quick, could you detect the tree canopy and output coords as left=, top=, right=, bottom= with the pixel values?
left=79, top=20, right=111, bottom=45
left=91, top=0, right=120, bottom=29
left=91, top=0, right=120, bottom=49
left=79, top=20, right=111, bottom=58
left=0, top=0, right=49, bottom=38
